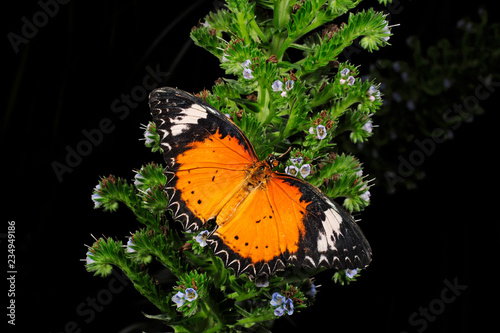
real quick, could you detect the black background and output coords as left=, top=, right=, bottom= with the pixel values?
left=3, top=1, right=499, bottom=332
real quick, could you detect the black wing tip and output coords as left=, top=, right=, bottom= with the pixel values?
left=149, top=87, right=201, bottom=107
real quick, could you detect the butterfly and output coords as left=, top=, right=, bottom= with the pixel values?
left=149, top=87, right=372, bottom=278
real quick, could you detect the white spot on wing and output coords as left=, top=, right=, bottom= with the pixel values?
left=171, top=124, right=189, bottom=136
left=170, top=104, right=209, bottom=136
left=317, top=204, right=343, bottom=253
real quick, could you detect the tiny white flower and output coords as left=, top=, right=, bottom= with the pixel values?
left=172, top=291, right=186, bottom=308
left=195, top=230, right=209, bottom=247
left=143, top=123, right=155, bottom=144
left=91, top=184, right=103, bottom=208
left=362, top=121, right=373, bottom=133
left=126, top=238, right=136, bottom=253
left=280, top=91, right=287, bottom=97
left=184, top=288, right=198, bottom=302
left=86, top=251, right=95, bottom=265
left=381, top=22, right=391, bottom=42
left=272, top=80, right=284, bottom=91
left=91, top=193, right=102, bottom=208
left=241, top=59, right=252, bottom=68
left=300, top=164, right=311, bottom=178
left=134, top=172, right=145, bottom=186
left=360, top=190, right=371, bottom=202
left=285, top=166, right=299, bottom=177
left=243, top=68, right=254, bottom=80
left=346, top=268, right=358, bottom=279
left=367, top=85, right=377, bottom=96
left=316, top=125, right=327, bottom=140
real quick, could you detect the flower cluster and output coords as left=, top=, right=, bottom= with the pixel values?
left=270, top=292, right=294, bottom=317
left=285, top=161, right=311, bottom=179
left=339, top=68, right=356, bottom=86
left=172, top=288, right=198, bottom=308
left=241, top=60, right=254, bottom=80
left=272, top=79, right=294, bottom=97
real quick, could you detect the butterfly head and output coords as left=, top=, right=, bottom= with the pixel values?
left=265, top=147, right=291, bottom=170
left=265, top=154, right=280, bottom=169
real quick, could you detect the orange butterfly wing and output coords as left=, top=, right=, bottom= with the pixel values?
left=211, top=171, right=371, bottom=276
left=150, top=88, right=258, bottom=231
left=150, top=87, right=372, bottom=277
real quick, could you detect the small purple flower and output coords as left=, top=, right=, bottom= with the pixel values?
left=184, top=288, right=198, bottom=302
left=272, top=79, right=293, bottom=97
left=285, top=166, right=299, bottom=177
left=126, top=238, right=136, bottom=253
left=270, top=292, right=286, bottom=307
left=360, top=190, right=371, bottom=202
left=241, top=60, right=253, bottom=79
left=241, top=59, right=252, bottom=68
left=172, top=291, right=186, bottom=308
left=85, top=251, right=95, bottom=265
left=91, top=184, right=103, bottom=208
left=274, top=306, right=286, bottom=316
left=346, top=268, right=358, bottom=279
left=362, top=121, right=373, bottom=133
left=134, top=172, right=145, bottom=186
left=243, top=68, right=254, bottom=79
left=316, top=125, right=327, bottom=140
left=272, top=80, right=284, bottom=92
left=300, top=164, right=311, bottom=178
left=367, top=85, right=377, bottom=96
left=290, top=157, right=303, bottom=165
left=381, top=22, right=391, bottom=41
left=271, top=292, right=293, bottom=316
left=340, top=68, right=350, bottom=77
left=195, top=230, right=209, bottom=247
left=347, top=76, right=355, bottom=86
left=283, top=298, right=294, bottom=315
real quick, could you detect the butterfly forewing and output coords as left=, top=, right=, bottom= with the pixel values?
left=149, top=88, right=257, bottom=230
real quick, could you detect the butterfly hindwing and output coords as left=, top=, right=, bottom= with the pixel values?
left=210, top=172, right=372, bottom=277
left=271, top=174, right=372, bottom=271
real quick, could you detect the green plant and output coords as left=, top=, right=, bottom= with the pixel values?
left=86, top=0, right=393, bottom=331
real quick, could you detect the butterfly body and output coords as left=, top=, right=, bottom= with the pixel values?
left=149, top=87, right=372, bottom=277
